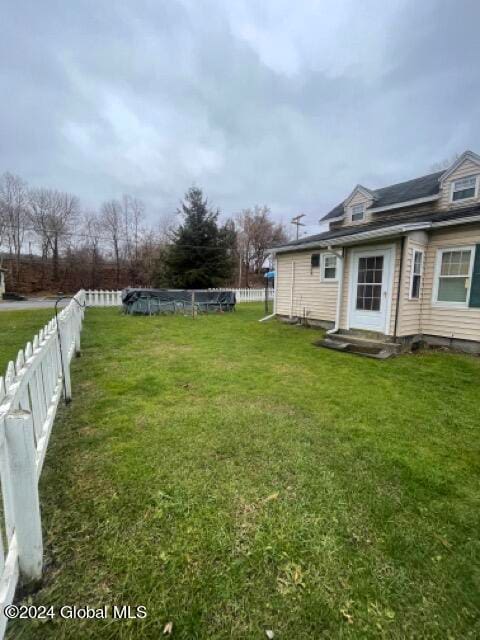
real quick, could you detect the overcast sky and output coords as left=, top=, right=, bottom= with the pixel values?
left=2, top=0, right=480, bottom=233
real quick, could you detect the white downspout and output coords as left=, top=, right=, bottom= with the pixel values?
left=326, top=247, right=344, bottom=335
left=259, top=253, right=278, bottom=322
left=289, top=260, right=296, bottom=318
left=273, top=254, right=278, bottom=315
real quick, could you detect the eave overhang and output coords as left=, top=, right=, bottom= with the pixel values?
left=271, top=214, right=480, bottom=255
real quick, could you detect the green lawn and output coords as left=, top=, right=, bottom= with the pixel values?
left=7, top=304, right=480, bottom=639
left=0, top=309, right=56, bottom=375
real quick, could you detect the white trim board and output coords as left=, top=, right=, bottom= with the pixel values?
left=272, top=214, right=480, bottom=254
left=439, top=150, right=480, bottom=184
left=369, top=194, right=439, bottom=213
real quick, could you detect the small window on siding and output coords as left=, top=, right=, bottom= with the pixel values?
left=409, top=250, right=424, bottom=299
left=311, top=254, right=320, bottom=269
left=451, top=175, right=478, bottom=201
left=322, top=254, right=337, bottom=281
left=351, top=203, right=364, bottom=221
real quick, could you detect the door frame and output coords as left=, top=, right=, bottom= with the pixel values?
left=347, top=243, right=396, bottom=333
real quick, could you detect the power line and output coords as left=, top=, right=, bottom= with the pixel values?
left=0, top=223, right=235, bottom=252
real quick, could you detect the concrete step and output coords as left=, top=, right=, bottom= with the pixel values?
left=336, top=328, right=396, bottom=342
left=314, top=335, right=399, bottom=359
left=327, top=332, right=402, bottom=353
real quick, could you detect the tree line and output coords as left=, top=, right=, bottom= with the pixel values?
left=0, top=172, right=288, bottom=294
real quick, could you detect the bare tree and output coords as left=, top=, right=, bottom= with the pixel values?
left=28, top=187, right=50, bottom=263
left=0, top=185, right=9, bottom=265
left=137, top=227, right=162, bottom=285
left=0, top=169, right=177, bottom=292
left=101, top=199, right=123, bottom=287
left=82, top=211, right=103, bottom=289
left=130, top=196, right=145, bottom=264
left=29, top=188, right=79, bottom=283
left=236, top=206, right=287, bottom=287
left=120, top=194, right=131, bottom=262
left=119, top=194, right=147, bottom=282
left=0, top=172, right=29, bottom=288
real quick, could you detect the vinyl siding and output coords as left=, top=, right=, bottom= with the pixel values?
left=439, top=159, right=480, bottom=210
left=415, top=223, right=480, bottom=341
left=397, top=232, right=428, bottom=336
left=389, top=240, right=402, bottom=335
left=276, top=250, right=338, bottom=321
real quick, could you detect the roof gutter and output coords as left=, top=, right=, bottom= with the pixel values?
left=272, top=221, right=431, bottom=253
left=430, top=214, right=480, bottom=229
left=272, top=214, right=480, bottom=255
left=368, top=194, right=439, bottom=214
left=320, top=214, right=344, bottom=223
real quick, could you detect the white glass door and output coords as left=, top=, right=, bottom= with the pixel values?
left=349, top=248, right=393, bottom=332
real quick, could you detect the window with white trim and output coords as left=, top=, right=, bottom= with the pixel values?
left=351, top=203, right=364, bottom=222
left=409, top=250, right=424, bottom=299
left=451, top=175, right=478, bottom=202
left=434, top=247, right=474, bottom=305
left=322, top=254, right=337, bottom=281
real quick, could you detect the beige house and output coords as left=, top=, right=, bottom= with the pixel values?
left=272, top=150, right=480, bottom=354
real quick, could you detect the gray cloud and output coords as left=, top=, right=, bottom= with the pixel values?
left=1, top=0, right=480, bottom=232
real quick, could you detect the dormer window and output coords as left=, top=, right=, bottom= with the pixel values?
left=351, top=203, right=364, bottom=222
left=451, top=175, right=478, bottom=202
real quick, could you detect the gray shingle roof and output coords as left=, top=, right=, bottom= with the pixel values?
left=322, top=170, right=444, bottom=221
left=273, top=203, right=480, bottom=251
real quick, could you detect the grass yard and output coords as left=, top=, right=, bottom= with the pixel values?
left=0, top=309, right=56, bottom=374
left=7, top=304, right=480, bottom=639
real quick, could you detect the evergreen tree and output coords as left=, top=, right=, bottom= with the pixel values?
left=163, top=187, right=235, bottom=288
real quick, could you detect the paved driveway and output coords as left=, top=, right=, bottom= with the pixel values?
left=0, top=299, right=69, bottom=311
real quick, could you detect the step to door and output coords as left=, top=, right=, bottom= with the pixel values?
left=327, top=332, right=402, bottom=353
left=337, top=328, right=396, bottom=342
left=314, top=336, right=399, bottom=359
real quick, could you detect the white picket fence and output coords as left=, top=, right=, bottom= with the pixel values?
left=208, top=288, right=275, bottom=303
left=85, top=290, right=122, bottom=306
left=86, top=288, right=274, bottom=306
left=0, top=285, right=276, bottom=636
left=0, top=290, right=85, bottom=637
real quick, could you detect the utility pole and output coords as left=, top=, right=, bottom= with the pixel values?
left=291, top=214, right=306, bottom=240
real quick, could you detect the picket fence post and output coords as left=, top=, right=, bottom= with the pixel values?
left=74, top=304, right=81, bottom=357
left=5, top=410, right=43, bottom=582
left=59, top=317, right=72, bottom=402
